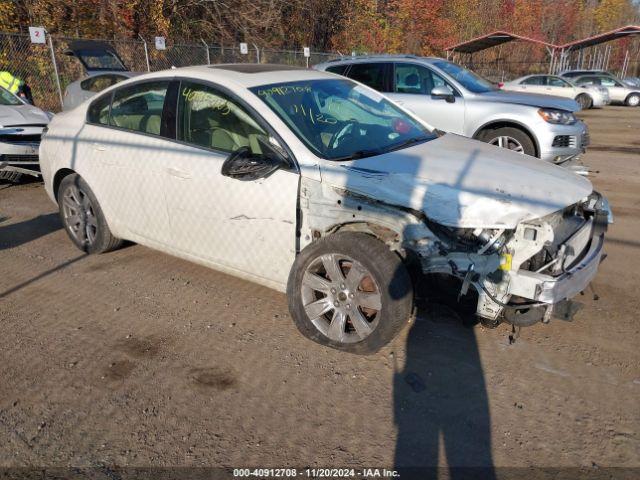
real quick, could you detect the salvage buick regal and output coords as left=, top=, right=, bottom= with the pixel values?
left=39, top=64, right=611, bottom=353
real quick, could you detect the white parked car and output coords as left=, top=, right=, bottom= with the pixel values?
left=0, top=86, right=52, bottom=182
left=40, top=65, right=611, bottom=353
left=572, top=74, right=640, bottom=107
left=503, top=74, right=609, bottom=109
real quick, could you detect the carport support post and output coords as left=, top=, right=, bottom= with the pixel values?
left=46, top=31, right=64, bottom=110
left=201, top=39, right=210, bottom=65
left=139, top=34, right=150, bottom=72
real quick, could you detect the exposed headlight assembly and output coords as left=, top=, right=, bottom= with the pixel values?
left=537, top=108, right=577, bottom=125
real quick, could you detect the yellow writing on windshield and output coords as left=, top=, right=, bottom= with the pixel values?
left=257, top=85, right=312, bottom=96
left=291, top=104, right=337, bottom=125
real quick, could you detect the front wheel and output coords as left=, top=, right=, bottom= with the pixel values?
left=287, top=232, right=414, bottom=354
left=626, top=93, right=640, bottom=107
left=480, top=127, right=536, bottom=157
left=575, top=93, right=593, bottom=110
left=57, top=174, right=122, bottom=254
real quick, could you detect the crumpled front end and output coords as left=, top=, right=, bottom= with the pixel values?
left=417, top=191, right=611, bottom=326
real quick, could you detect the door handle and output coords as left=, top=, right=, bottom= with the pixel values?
left=165, top=167, right=191, bottom=179
left=92, top=142, right=106, bottom=152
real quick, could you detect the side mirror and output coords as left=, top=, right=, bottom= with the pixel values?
left=221, top=146, right=286, bottom=181
left=431, top=86, right=455, bottom=103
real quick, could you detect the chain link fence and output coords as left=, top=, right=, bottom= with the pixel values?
left=1, top=32, right=342, bottom=112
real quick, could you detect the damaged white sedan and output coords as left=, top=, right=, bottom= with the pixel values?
left=39, top=65, right=611, bottom=353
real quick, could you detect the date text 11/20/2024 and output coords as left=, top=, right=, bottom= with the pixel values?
left=233, top=468, right=400, bottom=478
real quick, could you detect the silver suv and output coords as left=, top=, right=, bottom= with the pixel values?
left=315, top=56, right=589, bottom=164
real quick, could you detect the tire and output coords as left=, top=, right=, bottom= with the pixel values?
left=287, top=232, right=414, bottom=354
left=480, top=126, right=536, bottom=156
left=57, top=174, right=122, bottom=254
left=575, top=93, right=593, bottom=110
left=0, top=170, right=23, bottom=183
left=625, top=93, right=640, bottom=107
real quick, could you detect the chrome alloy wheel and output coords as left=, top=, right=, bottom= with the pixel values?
left=61, top=184, right=98, bottom=246
left=488, top=135, right=525, bottom=153
left=301, top=253, right=382, bottom=344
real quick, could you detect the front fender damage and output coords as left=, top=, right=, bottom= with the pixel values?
left=298, top=178, right=605, bottom=327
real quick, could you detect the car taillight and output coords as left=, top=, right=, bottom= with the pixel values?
left=497, top=82, right=504, bottom=89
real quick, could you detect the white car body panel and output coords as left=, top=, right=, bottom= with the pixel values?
left=318, top=133, right=592, bottom=229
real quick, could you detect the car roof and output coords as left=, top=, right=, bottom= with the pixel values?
left=317, top=55, right=442, bottom=66
left=116, top=64, right=333, bottom=89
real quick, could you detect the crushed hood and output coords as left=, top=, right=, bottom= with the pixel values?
left=0, top=105, right=50, bottom=127
left=319, top=134, right=593, bottom=229
left=479, top=90, right=580, bottom=111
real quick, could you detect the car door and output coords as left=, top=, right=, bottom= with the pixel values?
left=163, top=80, right=299, bottom=287
left=544, top=76, right=574, bottom=98
left=517, top=75, right=546, bottom=94
left=387, top=62, right=465, bottom=134
left=598, top=76, right=627, bottom=102
left=79, top=80, right=175, bottom=244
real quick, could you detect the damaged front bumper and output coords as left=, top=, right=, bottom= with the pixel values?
left=418, top=192, right=611, bottom=326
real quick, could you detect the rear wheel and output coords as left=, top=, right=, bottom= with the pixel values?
left=480, top=127, right=536, bottom=157
left=575, top=93, right=593, bottom=109
left=57, top=174, right=122, bottom=254
left=625, top=93, right=640, bottom=107
left=287, top=232, right=414, bottom=354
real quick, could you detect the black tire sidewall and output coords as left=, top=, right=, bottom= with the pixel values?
left=482, top=127, right=536, bottom=157
left=626, top=93, right=640, bottom=107
left=576, top=94, right=592, bottom=109
left=287, top=232, right=414, bottom=354
left=57, top=174, right=118, bottom=254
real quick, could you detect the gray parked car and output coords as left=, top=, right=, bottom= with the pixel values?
left=572, top=74, right=640, bottom=107
left=315, top=56, right=589, bottom=164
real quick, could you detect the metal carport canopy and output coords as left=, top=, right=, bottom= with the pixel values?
left=557, top=25, right=640, bottom=50
left=445, top=31, right=555, bottom=53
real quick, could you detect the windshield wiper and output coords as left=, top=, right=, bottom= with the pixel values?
left=331, top=148, right=384, bottom=161
left=383, top=136, right=431, bottom=153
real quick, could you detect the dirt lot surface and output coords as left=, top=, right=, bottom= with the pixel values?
left=0, top=107, right=639, bottom=477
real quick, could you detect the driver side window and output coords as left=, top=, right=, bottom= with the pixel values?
left=178, top=82, right=269, bottom=154
left=394, top=63, right=453, bottom=95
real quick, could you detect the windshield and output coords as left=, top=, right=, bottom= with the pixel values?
left=432, top=61, right=497, bottom=93
left=0, top=87, right=21, bottom=106
left=250, top=79, right=435, bottom=161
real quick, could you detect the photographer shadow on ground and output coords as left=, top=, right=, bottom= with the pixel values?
left=392, top=274, right=496, bottom=480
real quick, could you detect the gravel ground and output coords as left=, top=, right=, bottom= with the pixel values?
left=0, top=107, right=638, bottom=477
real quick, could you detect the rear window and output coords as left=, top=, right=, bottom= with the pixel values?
left=325, top=64, right=349, bottom=75
left=346, top=63, right=391, bottom=92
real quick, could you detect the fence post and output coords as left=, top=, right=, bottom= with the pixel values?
left=201, top=39, right=210, bottom=65
left=46, top=32, right=64, bottom=109
left=253, top=43, right=260, bottom=63
left=139, top=34, right=150, bottom=71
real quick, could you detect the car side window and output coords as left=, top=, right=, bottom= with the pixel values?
left=325, top=65, right=349, bottom=75
left=394, top=63, right=454, bottom=95
left=109, top=81, right=169, bottom=136
left=521, top=76, right=544, bottom=85
left=81, top=75, right=125, bottom=93
left=87, top=92, right=111, bottom=125
left=178, top=81, right=269, bottom=154
left=346, top=63, right=390, bottom=92
left=599, top=77, right=622, bottom=87
left=548, top=76, right=569, bottom=87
